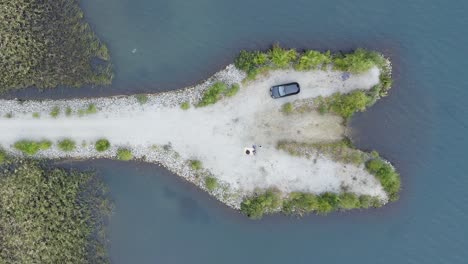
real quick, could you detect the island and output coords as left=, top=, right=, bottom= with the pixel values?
left=0, top=45, right=400, bottom=219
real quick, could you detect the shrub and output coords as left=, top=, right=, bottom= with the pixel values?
left=180, top=101, right=190, bottom=110
left=189, top=160, right=202, bottom=170
left=234, top=50, right=267, bottom=77
left=316, top=192, right=340, bottom=215
left=240, top=190, right=281, bottom=219
left=366, top=158, right=401, bottom=201
left=78, top=104, right=98, bottom=116
left=95, top=139, right=110, bottom=152
left=117, top=148, right=133, bottom=161
left=316, top=91, right=371, bottom=119
left=32, top=112, right=40, bottom=118
left=338, top=193, right=361, bottom=209
left=225, top=83, right=240, bottom=97
left=282, top=192, right=318, bottom=215
left=135, top=94, right=149, bottom=104
left=14, top=140, right=52, bottom=155
left=58, top=139, right=76, bottom=152
left=268, top=44, right=297, bottom=68
left=65, top=107, right=72, bottom=116
left=197, top=82, right=227, bottom=107
left=333, top=48, right=385, bottom=73
left=50, top=106, right=60, bottom=118
left=205, top=176, right=218, bottom=191
left=0, top=149, right=5, bottom=164
left=281, top=102, right=294, bottom=114
left=296, top=50, right=332, bottom=70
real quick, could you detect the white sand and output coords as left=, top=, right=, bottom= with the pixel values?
left=0, top=65, right=387, bottom=207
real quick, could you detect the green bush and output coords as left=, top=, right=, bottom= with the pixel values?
left=117, top=148, right=133, bottom=161
left=32, top=112, right=40, bottom=118
left=197, top=82, right=227, bottom=107
left=225, top=83, right=240, bottom=97
left=189, top=160, right=202, bottom=170
left=204, top=176, right=218, bottom=191
left=268, top=44, right=297, bottom=68
left=135, top=94, right=149, bottom=104
left=333, top=48, right=385, bottom=73
left=281, top=102, right=294, bottom=114
left=234, top=50, right=268, bottom=77
left=14, top=140, right=52, bottom=155
left=50, top=106, right=60, bottom=118
left=0, top=0, right=113, bottom=93
left=338, top=193, right=361, bottom=209
left=58, top=139, right=76, bottom=152
left=180, top=101, right=190, bottom=110
left=0, top=149, right=5, bottom=164
left=366, top=158, right=401, bottom=201
left=78, top=103, right=98, bottom=116
left=240, top=190, right=281, bottom=219
left=316, top=91, right=371, bottom=119
left=296, top=50, right=332, bottom=70
left=65, top=107, right=72, bottom=116
left=95, top=139, right=110, bottom=152
left=282, top=192, right=318, bottom=214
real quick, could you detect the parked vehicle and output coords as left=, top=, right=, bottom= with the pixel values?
left=270, top=82, right=300, bottom=98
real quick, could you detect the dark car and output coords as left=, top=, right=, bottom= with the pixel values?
left=270, top=82, right=300, bottom=98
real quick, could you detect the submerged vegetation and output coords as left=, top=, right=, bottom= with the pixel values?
left=0, top=0, right=113, bottom=93
left=0, top=159, right=111, bottom=263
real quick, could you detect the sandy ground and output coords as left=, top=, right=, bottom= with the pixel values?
left=0, top=66, right=387, bottom=203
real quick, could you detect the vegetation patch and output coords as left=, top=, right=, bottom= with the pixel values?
left=78, top=103, right=98, bottom=116
left=225, top=83, right=240, bottom=97
left=0, top=149, right=5, bottom=164
left=281, top=102, right=294, bottom=114
left=58, top=139, right=76, bottom=152
left=95, top=139, right=110, bottom=152
left=135, top=94, right=149, bottom=105
left=0, top=160, right=111, bottom=263
left=240, top=189, right=282, bottom=219
left=4, top=113, right=13, bottom=118
left=333, top=48, right=387, bottom=73
left=204, top=176, right=218, bottom=191
left=366, top=156, right=401, bottom=201
left=117, top=148, right=133, bottom=161
left=0, top=0, right=112, bottom=93
left=314, top=90, right=371, bottom=119
left=197, top=82, right=227, bottom=107
left=295, top=50, right=332, bottom=71
left=50, top=106, right=60, bottom=118
left=13, top=140, right=52, bottom=155
left=65, top=107, right=73, bottom=116
left=32, top=112, right=40, bottom=118
left=189, top=160, right=202, bottom=170
left=180, top=101, right=190, bottom=110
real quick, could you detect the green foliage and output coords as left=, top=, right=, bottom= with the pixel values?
left=95, top=139, right=110, bottom=152
left=234, top=50, right=268, bottom=79
left=282, top=192, right=318, bottom=215
left=78, top=104, right=98, bottom=116
left=197, top=82, right=227, bottom=107
left=0, top=0, right=113, bottom=93
left=117, top=148, right=133, bottom=161
left=366, top=158, right=401, bottom=201
left=240, top=190, right=281, bottom=219
left=225, top=83, right=240, bottom=97
left=180, top=101, right=190, bottom=110
left=333, top=48, right=386, bottom=73
left=135, top=94, right=149, bottom=104
left=32, top=112, right=40, bottom=118
left=204, top=176, right=218, bottom=191
left=281, top=102, right=294, bottom=114
left=338, top=193, right=361, bottom=209
left=268, top=44, right=297, bottom=68
left=57, top=139, right=76, bottom=152
left=315, top=91, right=371, bottom=118
left=4, top=112, right=13, bottom=118
left=0, top=160, right=111, bottom=263
left=50, top=106, right=60, bottom=118
left=14, top=140, right=52, bottom=155
left=316, top=192, right=340, bottom=214
left=0, top=149, right=5, bottom=164
left=65, top=107, right=73, bottom=116
left=189, top=160, right=202, bottom=170
left=296, top=50, right=332, bottom=70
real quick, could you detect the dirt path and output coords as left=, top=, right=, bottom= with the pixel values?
left=0, top=66, right=387, bottom=200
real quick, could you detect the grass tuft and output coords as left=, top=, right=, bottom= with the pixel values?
left=58, top=139, right=76, bottom=152
left=95, top=139, right=110, bottom=152
left=14, top=140, right=52, bottom=155
left=117, top=148, right=133, bottom=161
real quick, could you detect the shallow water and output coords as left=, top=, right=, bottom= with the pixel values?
left=5, top=0, right=468, bottom=263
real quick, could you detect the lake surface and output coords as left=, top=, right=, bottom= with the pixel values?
left=7, top=0, right=468, bottom=263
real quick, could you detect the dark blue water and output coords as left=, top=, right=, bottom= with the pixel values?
left=26, top=0, right=468, bottom=263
